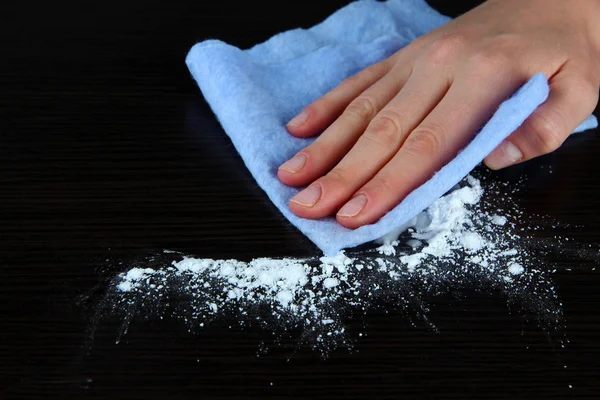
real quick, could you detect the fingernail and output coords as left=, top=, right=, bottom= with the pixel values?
left=337, top=194, right=368, bottom=218
left=279, top=154, right=307, bottom=173
left=287, top=110, right=309, bottom=127
left=485, top=140, right=523, bottom=170
left=290, top=184, right=322, bottom=207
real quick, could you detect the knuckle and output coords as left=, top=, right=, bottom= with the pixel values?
left=425, top=32, right=467, bottom=65
left=469, top=49, right=512, bottom=77
left=403, top=127, right=443, bottom=157
left=326, top=166, right=351, bottom=185
left=378, top=107, right=408, bottom=127
left=525, top=112, right=565, bottom=154
left=370, top=175, right=394, bottom=193
left=364, top=114, right=402, bottom=148
left=344, top=96, right=378, bottom=121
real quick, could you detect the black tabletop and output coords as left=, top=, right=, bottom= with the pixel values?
left=2, top=1, right=600, bottom=399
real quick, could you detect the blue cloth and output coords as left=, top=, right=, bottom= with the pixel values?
left=186, top=0, right=598, bottom=256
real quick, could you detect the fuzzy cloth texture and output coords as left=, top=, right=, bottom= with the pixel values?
left=186, top=0, right=598, bottom=255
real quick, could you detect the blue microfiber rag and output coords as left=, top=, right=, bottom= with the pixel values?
left=186, top=0, right=597, bottom=256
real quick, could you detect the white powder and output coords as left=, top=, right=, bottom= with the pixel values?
left=491, top=215, right=508, bottom=226
left=104, top=173, right=566, bottom=352
left=508, top=262, right=524, bottom=275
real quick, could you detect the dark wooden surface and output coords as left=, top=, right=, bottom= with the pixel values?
left=1, top=1, right=600, bottom=398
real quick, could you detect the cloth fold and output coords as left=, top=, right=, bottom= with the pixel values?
left=186, top=0, right=598, bottom=255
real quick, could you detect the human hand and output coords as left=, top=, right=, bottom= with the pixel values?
left=277, top=0, right=600, bottom=229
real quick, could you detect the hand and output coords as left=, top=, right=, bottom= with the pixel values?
left=277, top=0, right=600, bottom=229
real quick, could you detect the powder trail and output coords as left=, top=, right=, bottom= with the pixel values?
left=97, top=172, right=573, bottom=352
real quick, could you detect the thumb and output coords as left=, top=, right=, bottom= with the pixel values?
left=484, top=68, right=599, bottom=170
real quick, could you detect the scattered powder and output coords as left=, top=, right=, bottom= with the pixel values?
left=97, top=171, right=590, bottom=354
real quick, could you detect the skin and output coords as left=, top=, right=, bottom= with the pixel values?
left=277, top=0, right=600, bottom=229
